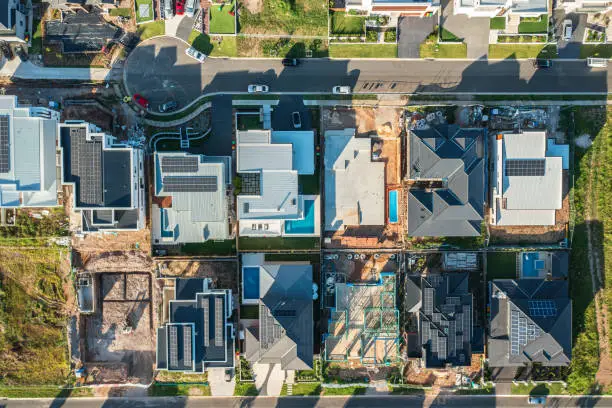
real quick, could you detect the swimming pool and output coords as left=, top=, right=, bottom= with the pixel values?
left=388, top=190, right=398, bottom=224
left=160, top=209, right=173, bottom=238
left=522, top=252, right=542, bottom=278
left=284, top=199, right=315, bottom=234
left=242, top=266, right=260, bottom=301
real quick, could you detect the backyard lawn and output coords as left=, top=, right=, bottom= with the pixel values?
left=486, top=252, right=517, bottom=280
left=209, top=1, right=236, bottom=34
left=238, top=237, right=320, bottom=251
left=511, top=383, right=567, bottom=395
left=488, top=44, right=557, bottom=59
left=135, top=0, right=154, bottom=23
left=518, top=14, right=548, bottom=34
left=181, top=240, right=236, bottom=256
left=188, top=30, right=238, bottom=57
left=329, top=44, right=397, bottom=58
left=330, top=11, right=366, bottom=35
left=238, top=0, right=328, bottom=36
left=580, top=44, right=612, bottom=59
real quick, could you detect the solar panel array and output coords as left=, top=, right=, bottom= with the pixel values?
left=505, top=159, right=546, bottom=177
left=529, top=300, right=557, bottom=317
left=510, top=307, right=543, bottom=355
left=69, top=128, right=103, bottom=206
left=161, top=156, right=199, bottom=173
left=0, top=116, right=8, bottom=173
left=183, top=326, right=192, bottom=368
left=424, top=288, right=434, bottom=315
left=169, top=325, right=178, bottom=368
left=202, top=297, right=210, bottom=347
left=163, top=176, right=218, bottom=193
left=215, top=297, right=224, bottom=347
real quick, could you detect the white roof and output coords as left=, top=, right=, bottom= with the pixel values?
left=324, top=129, right=385, bottom=230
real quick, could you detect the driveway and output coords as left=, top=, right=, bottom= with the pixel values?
left=398, top=16, right=435, bottom=59
left=554, top=10, right=587, bottom=59
left=440, top=0, right=490, bottom=59
left=208, top=367, right=235, bottom=396
left=253, top=363, right=285, bottom=396
left=271, top=96, right=312, bottom=131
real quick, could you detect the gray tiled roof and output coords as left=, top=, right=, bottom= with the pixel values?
left=408, top=125, right=485, bottom=237
left=488, top=279, right=571, bottom=367
left=419, top=273, right=473, bottom=368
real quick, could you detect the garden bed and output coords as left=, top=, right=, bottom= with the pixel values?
left=584, top=28, right=605, bottom=44
left=497, top=34, right=547, bottom=43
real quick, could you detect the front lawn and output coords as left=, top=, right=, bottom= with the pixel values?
left=238, top=237, right=320, bottom=251
left=149, top=384, right=211, bottom=396
left=329, top=43, right=397, bottom=58
left=490, top=17, right=506, bottom=30
left=323, top=386, right=367, bottom=395
left=281, top=383, right=322, bottom=396
left=239, top=0, right=328, bottom=36
left=511, top=383, right=567, bottom=395
left=210, top=1, right=236, bottom=34
left=330, top=11, right=366, bottom=35
left=135, top=0, right=154, bottom=23
left=137, top=20, right=166, bottom=41
left=518, top=14, right=548, bottom=34
left=188, top=30, right=238, bottom=57
left=237, top=37, right=328, bottom=57
left=420, top=34, right=467, bottom=58
left=486, top=252, right=517, bottom=280
left=440, top=28, right=462, bottom=42
left=234, top=382, right=259, bottom=396
left=488, top=44, right=557, bottom=59
left=580, top=44, right=612, bottom=59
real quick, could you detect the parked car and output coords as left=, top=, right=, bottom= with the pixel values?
left=159, top=101, right=178, bottom=113
left=14, top=45, right=27, bottom=62
left=587, top=57, right=608, bottom=68
left=185, top=0, right=196, bottom=17
left=332, top=85, right=351, bottom=94
left=164, top=0, right=174, bottom=18
left=292, top=112, right=302, bottom=129
left=528, top=396, right=546, bottom=405
left=224, top=369, right=232, bottom=382
left=533, top=59, right=552, bottom=69
left=0, top=41, right=14, bottom=60
left=185, top=47, right=206, bottom=62
left=133, top=94, right=150, bottom=109
left=282, top=58, right=299, bottom=67
left=247, top=84, right=269, bottom=93
left=175, top=0, right=185, bottom=15
left=563, top=19, right=573, bottom=41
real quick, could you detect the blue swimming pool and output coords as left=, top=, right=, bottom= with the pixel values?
left=522, top=252, right=541, bottom=278
left=284, top=199, right=315, bottom=234
left=388, top=190, right=398, bottom=224
left=160, top=209, right=173, bottom=238
left=242, top=267, right=260, bottom=300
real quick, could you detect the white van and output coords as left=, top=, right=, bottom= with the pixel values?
left=185, top=0, right=196, bottom=17
left=164, top=0, right=174, bottom=18
left=587, top=57, right=608, bottom=68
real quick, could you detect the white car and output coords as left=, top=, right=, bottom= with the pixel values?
left=332, top=85, right=351, bottom=94
left=562, top=19, right=572, bottom=41
left=185, top=47, right=206, bottom=63
left=247, top=84, right=269, bottom=93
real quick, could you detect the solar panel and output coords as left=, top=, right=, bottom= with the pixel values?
left=161, top=156, right=199, bottom=173
left=184, top=326, right=192, bottom=368
left=215, top=297, right=224, bottom=347
left=163, top=176, right=218, bottom=193
left=202, top=297, right=209, bottom=347
left=510, top=309, right=520, bottom=355
left=424, top=288, right=434, bottom=315
left=505, top=159, right=546, bottom=177
left=169, top=325, right=178, bottom=368
left=529, top=300, right=557, bottom=317
left=0, top=116, right=9, bottom=173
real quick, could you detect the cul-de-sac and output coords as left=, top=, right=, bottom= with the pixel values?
left=0, top=0, right=610, bottom=407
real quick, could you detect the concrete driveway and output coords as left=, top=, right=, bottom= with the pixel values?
left=398, top=16, right=435, bottom=59
left=554, top=10, right=587, bottom=59
left=440, top=0, right=490, bottom=59
left=253, top=363, right=285, bottom=396
left=208, top=367, right=235, bottom=396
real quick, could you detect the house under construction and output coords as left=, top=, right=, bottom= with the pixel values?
left=324, top=273, right=400, bottom=366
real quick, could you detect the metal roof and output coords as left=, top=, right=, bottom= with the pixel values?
left=44, top=11, right=121, bottom=53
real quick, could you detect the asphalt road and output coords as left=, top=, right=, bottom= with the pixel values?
left=124, top=36, right=610, bottom=110
left=3, top=395, right=612, bottom=408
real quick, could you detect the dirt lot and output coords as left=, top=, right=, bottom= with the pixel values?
left=326, top=362, right=399, bottom=382
left=327, top=252, right=399, bottom=283
left=321, top=107, right=402, bottom=138
left=83, top=272, right=155, bottom=384
left=156, top=260, right=238, bottom=292
left=76, top=250, right=153, bottom=273
left=62, top=101, right=114, bottom=132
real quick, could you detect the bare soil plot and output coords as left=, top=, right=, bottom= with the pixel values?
left=156, top=260, right=238, bottom=292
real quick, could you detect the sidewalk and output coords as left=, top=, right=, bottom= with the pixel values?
left=0, top=58, right=112, bottom=81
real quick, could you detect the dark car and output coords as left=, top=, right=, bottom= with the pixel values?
left=282, top=58, right=299, bottom=67
left=133, top=94, right=150, bottom=109
left=534, top=59, right=552, bottom=69
left=159, top=100, right=178, bottom=113
left=14, top=45, right=27, bottom=62
left=292, top=112, right=302, bottom=129
left=0, top=41, right=14, bottom=60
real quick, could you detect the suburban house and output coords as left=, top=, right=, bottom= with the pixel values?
left=453, top=0, right=547, bottom=17
left=236, top=129, right=320, bottom=238
left=157, top=278, right=235, bottom=372
left=491, top=131, right=569, bottom=226
left=517, top=251, right=569, bottom=280
left=344, top=0, right=440, bottom=17
left=58, top=121, right=145, bottom=232
left=45, top=10, right=121, bottom=53
left=557, top=0, right=611, bottom=12
left=0, top=95, right=61, bottom=209
left=324, top=273, right=400, bottom=366
left=488, top=279, right=571, bottom=367
left=242, top=253, right=314, bottom=370
left=406, top=125, right=485, bottom=237
left=419, top=273, right=474, bottom=367
left=1, top=0, right=33, bottom=44
left=152, top=152, right=232, bottom=245
left=324, top=129, right=385, bottom=231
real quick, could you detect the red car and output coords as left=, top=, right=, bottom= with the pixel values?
left=175, top=0, right=185, bottom=15
left=133, top=94, right=149, bottom=109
